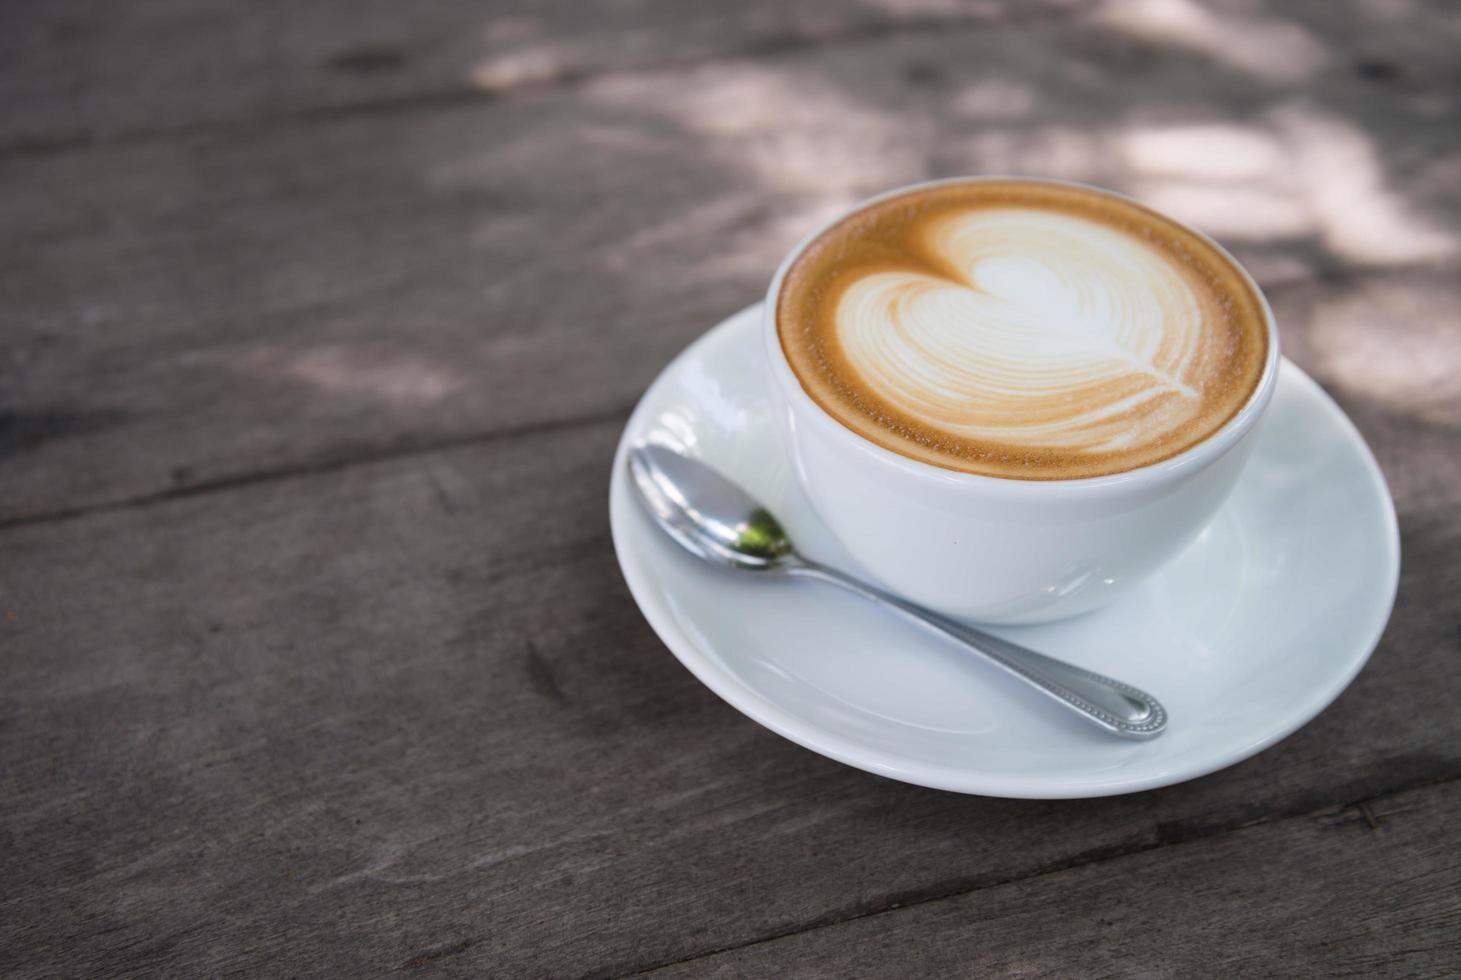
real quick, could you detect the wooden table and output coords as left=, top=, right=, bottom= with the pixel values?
left=4, top=2, right=1459, bottom=975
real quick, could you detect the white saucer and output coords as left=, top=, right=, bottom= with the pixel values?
left=609, top=305, right=1399, bottom=798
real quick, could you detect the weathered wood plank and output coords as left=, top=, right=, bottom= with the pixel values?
left=0, top=0, right=1086, bottom=151
left=3, top=0, right=1458, bottom=151
left=3, top=2, right=1458, bottom=976
left=646, top=780, right=1461, bottom=979
left=3, top=14, right=1459, bottom=523
left=0, top=407, right=1457, bottom=977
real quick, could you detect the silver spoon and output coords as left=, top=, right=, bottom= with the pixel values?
left=628, top=444, right=1167, bottom=740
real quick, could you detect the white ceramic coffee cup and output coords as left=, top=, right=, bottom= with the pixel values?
left=763, top=177, right=1281, bottom=624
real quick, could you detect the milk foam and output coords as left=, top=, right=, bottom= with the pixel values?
left=776, top=180, right=1269, bottom=479
left=836, top=209, right=1205, bottom=454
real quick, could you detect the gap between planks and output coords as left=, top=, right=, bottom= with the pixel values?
left=0, top=402, right=636, bottom=533
left=602, top=770, right=1461, bottom=980
left=0, top=3, right=1096, bottom=161
left=1, top=256, right=1451, bottom=536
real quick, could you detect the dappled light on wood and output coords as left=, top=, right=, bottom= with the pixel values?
left=4, top=0, right=1460, bottom=974
left=1280, top=108, right=1458, bottom=265
left=1306, top=274, right=1461, bottom=429
left=1128, top=109, right=1458, bottom=266
left=1122, top=124, right=1288, bottom=181
left=1096, top=0, right=1329, bottom=82
left=572, top=10, right=1456, bottom=292
left=469, top=46, right=570, bottom=92
left=252, top=345, right=464, bottom=405
left=951, top=79, right=1039, bottom=120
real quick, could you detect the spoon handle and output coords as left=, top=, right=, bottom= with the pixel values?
left=787, top=560, right=1167, bottom=740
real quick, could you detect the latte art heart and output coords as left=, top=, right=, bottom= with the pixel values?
left=838, top=210, right=1204, bottom=453
left=777, top=181, right=1269, bottom=479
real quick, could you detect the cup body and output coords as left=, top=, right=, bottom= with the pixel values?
left=763, top=177, right=1280, bottom=624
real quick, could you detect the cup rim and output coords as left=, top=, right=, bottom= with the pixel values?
left=762, top=175, right=1282, bottom=497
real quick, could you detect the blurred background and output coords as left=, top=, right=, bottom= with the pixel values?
left=2, top=0, right=1457, bottom=520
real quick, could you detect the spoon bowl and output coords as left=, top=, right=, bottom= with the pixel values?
left=628, top=446, right=792, bottom=570
left=627, top=444, right=1167, bottom=740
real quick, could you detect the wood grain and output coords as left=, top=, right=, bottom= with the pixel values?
left=0, top=0, right=1084, bottom=150
left=0, top=412, right=1457, bottom=977
left=647, top=780, right=1461, bottom=979
left=3, top=1, right=1456, bottom=151
left=3, top=1, right=1460, bottom=976
left=3, top=8, right=1459, bottom=522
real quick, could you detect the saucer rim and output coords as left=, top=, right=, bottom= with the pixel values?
left=609, top=304, right=1401, bottom=798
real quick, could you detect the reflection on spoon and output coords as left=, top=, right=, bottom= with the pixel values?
left=628, top=444, right=1167, bottom=740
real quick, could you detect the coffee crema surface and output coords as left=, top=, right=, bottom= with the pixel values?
left=776, top=180, right=1269, bottom=480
